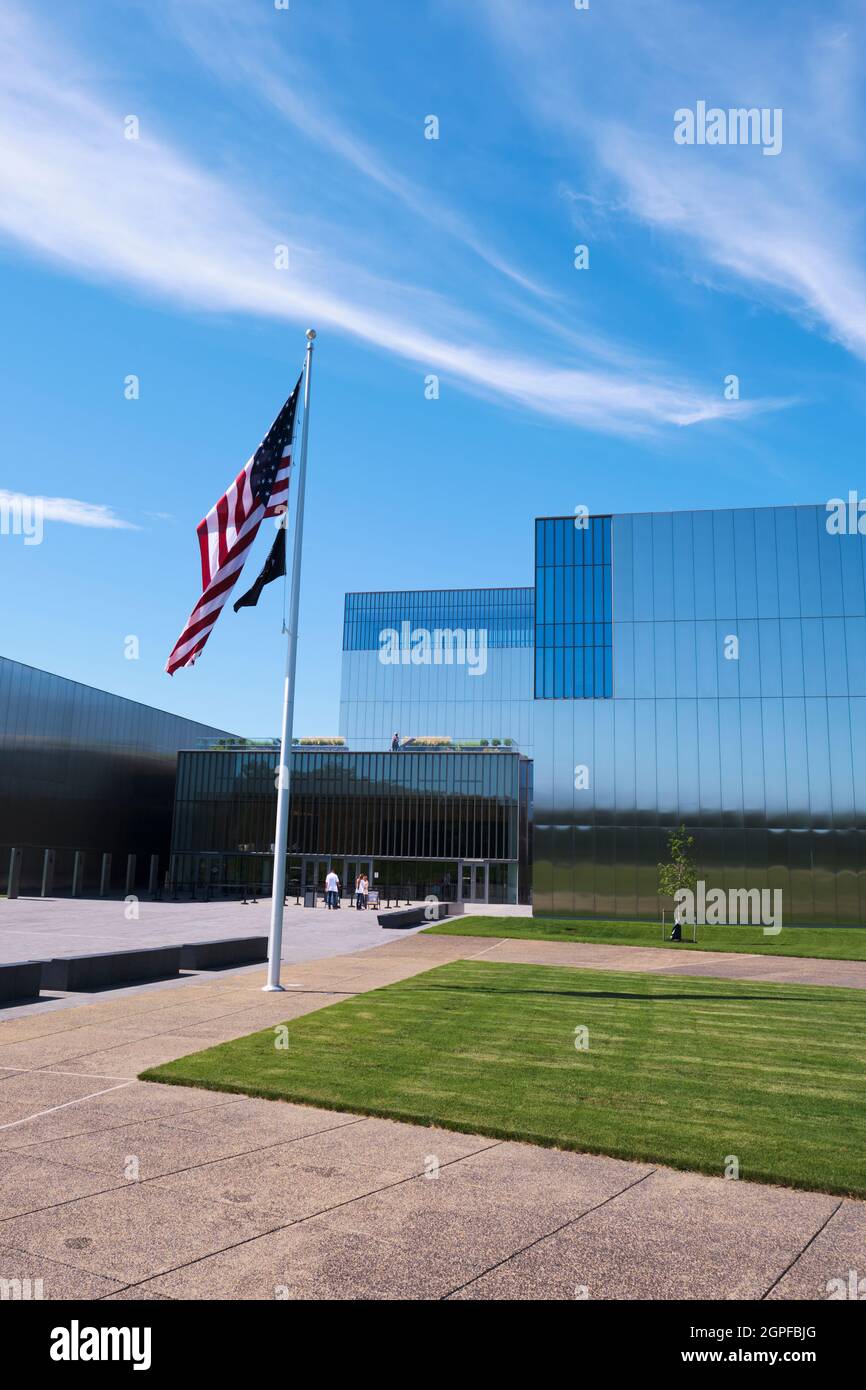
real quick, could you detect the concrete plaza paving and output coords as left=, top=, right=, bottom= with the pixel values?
left=0, top=895, right=441, bottom=967
left=0, top=924, right=863, bottom=1300
left=0, top=897, right=440, bottom=1019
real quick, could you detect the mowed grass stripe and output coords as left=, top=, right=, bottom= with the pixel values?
left=425, top=915, right=866, bottom=960
left=142, top=961, right=866, bottom=1197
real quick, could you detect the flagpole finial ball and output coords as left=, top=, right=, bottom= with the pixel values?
left=306, top=328, right=317, bottom=341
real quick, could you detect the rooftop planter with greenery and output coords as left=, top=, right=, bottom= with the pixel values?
left=399, top=736, right=517, bottom=751
left=453, top=738, right=515, bottom=751
left=207, top=737, right=279, bottom=751
left=291, top=736, right=346, bottom=747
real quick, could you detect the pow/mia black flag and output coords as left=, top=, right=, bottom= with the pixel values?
left=233, top=524, right=287, bottom=612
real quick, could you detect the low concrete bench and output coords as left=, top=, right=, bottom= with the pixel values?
left=378, top=902, right=464, bottom=930
left=0, top=960, right=45, bottom=1004
left=180, top=937, right=268, bottom=970
left=42, top=946, right=182, bottom=992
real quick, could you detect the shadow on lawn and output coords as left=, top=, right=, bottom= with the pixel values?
left=400, top=983, right=821, bottom=1005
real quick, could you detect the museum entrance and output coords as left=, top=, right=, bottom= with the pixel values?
left=343, top=858, right=374, bottom=904
left=459, top=859, right=489, bottom=904
left=300, top=856, right=333, bottom=900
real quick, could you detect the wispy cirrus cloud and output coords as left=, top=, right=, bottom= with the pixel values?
left=0, top=489, right=137, bottom=529
left=477, top=0, right=866, bottom=364
left=0, top=2, right=790, bottom=437
left=163, top=0, right=553, bottom=302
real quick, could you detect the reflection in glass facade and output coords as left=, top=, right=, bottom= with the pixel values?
left=0, top=656, right=233, bottom=893
left=170, top=749, right=532, bottom=903
left=340, top=587, right=535, bottom=755
left=535, top=516, right=612, bottom=698
left=11, top=505, right=860, bottom=921
left=533, top=506, right=866, bottom=925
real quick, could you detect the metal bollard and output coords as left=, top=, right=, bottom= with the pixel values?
left=7, top=848, right=22, bottom=900
left=100, top=853, right=112, bottom=897
left=41, top=848, right=55, bottom=898
left=125, top=854, right=136, bottom=896
left=71, top=851, right=84, bottom=898
left=148, top=854, right=160, bottom=899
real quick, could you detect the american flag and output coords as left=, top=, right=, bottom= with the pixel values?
left=165, top=376, right=302, bottom=675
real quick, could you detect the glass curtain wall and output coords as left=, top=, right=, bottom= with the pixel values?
left=343, top=588, right=534, bottom=652
left=171, top=749, right=529, bottom=894
left=535, top=516, right=612, bottom=699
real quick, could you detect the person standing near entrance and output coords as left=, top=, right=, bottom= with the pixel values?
left=325, top=867, right=340, bottom=910
left=356, top=872, right=369, bottom=910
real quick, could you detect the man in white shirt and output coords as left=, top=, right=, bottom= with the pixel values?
left=325, top=868, right=340, bottom=910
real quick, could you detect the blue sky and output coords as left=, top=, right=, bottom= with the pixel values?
left=1, top=0, right=865, bottom=736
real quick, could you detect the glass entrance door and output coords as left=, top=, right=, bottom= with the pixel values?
left=344, top=858, right=374, bottom=905
left=460, top=861, right=489, bottom=903
left=301, top=856, right=332, bottom=900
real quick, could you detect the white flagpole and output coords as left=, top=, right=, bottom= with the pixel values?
left=263, top=328, right=316, bottom=991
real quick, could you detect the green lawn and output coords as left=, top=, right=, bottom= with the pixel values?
left=142, top=959, right=866, bottom=1197
left=424, top=915, right=866, bottom=960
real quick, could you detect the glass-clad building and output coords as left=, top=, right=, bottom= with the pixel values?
left=533, top=506, right=866, bottom=925
left=340, top=587, right=535, bottom=756
left=170, top=747, right=532, bottom=904
left=0, top=656, right=233, bottom=894
left=66, top=499, right=857, bottom=924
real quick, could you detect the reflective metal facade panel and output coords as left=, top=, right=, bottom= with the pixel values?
left=533, top=506, right=866, bottom=925
left=339, top=587, right=535, bottom=756
left=0, top=656, right=233, bottom=891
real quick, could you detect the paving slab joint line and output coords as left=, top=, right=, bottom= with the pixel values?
left=96, top=1138, right=507, bottom=1301
left=758, top=1199, right=845, bottom=1300
left=0, top=1113, right=372, bottom=1226
left=19, top=994, right=357, bottom=1075
left=437, top=1166, right=658, bottom=1301
left=465, top=940, right=511, bottom=959
left=0, top=1065, right=134, bottom=1082
left=0, top=1082, right=135, bottom=1133
left=1, top=1092, right=258, bottom=1155
left=0, top=976, right=308, bottom=1041
left=0, top=1236, right=126, bottom=1291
